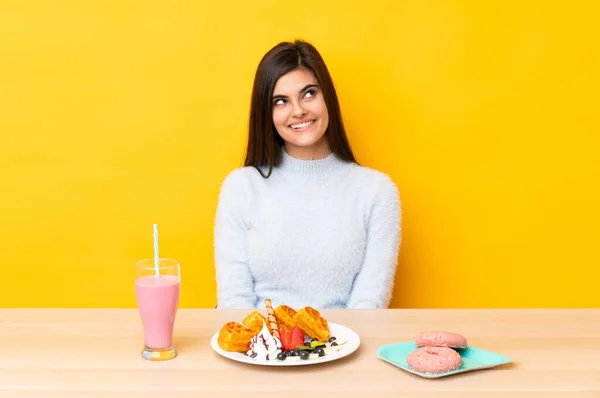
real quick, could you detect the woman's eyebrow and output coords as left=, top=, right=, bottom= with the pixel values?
left=272, top=84, right=319, bottom=100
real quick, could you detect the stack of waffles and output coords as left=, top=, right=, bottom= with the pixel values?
left=217, top=301, right=330, bottom=353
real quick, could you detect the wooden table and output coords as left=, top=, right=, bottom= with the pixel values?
left=1, top=309, right=598, bottom=397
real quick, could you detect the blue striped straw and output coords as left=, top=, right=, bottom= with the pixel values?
left=153, top=224, right=160, bottom=278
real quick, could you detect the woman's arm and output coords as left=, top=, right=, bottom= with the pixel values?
left=214, top=169, right=257, bottom=308
left=347, top=175, right=401, bottom=308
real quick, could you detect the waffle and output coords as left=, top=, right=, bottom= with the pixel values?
left=242, top=310, right=272, bottom=334
left=292, top=306, right=330, bottom=342
left=217, top=321, right=255, bottom=352
left=274, top=304, right=297, bottom=331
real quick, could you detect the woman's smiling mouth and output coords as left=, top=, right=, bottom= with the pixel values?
left=289, top=120, right=315, bottom=130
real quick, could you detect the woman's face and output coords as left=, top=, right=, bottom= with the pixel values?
left=271, top=67, right=330, bottom=159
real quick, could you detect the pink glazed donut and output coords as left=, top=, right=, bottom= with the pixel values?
left=414, top=331, right=467, bottom=349
left=406, top=346, right=462, bottom=374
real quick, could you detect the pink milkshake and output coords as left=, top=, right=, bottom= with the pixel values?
left=135, top=275, right=180, bottom=348
left=135, top=257, right=181, bottom=361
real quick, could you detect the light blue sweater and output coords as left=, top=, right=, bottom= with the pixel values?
left=214, top=150, right=401, bottom=309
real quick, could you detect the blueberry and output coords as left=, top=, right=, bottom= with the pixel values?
left=276, top=352, right=286, bottom=360
left=305, top=341, right=311, bottom=346
left=293, top=349, right=300, bottom=356
left=316, top=348, right=325, bottom=357
left=311, top=338, right=319, bottom=342
left=331, top=342, right=338, bottom=346
left=328, top=336, right=337, bottom=343
left=286, top=350, right=296, bottom=357
left=300, top=351, right=309, bottom=360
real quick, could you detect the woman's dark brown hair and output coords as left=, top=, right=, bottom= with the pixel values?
left=244, top=39, right=357, bottom=178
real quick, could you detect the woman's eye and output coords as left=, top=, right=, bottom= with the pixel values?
left=274, top=99, right=286, bottom=106
left=304, top=90, right=316, bottom=99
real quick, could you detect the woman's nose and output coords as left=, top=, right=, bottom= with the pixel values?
left=291, top=101, right=307, bottom=117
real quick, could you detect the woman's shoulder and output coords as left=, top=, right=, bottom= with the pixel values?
left=349, top=163, right=398, bottom=191
left=219, top=165, right=269, bottom=193
left=221, top=165, right=265, bottom=183
left=348, top=164, right=401, bottom=211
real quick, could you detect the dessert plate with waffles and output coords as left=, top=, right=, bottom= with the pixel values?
left=210, top=299, right=360, bottom=366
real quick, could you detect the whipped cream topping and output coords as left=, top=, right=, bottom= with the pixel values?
left=245, top=322, right=282, bottom=360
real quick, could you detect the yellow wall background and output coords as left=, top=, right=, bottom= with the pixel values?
left=1, top=1, right=598, bottom=308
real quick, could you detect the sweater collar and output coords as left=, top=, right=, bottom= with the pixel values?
left=276, top=149, right=348, bottom=182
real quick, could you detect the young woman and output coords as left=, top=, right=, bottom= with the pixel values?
left=214, top=40, right=401, bottom=309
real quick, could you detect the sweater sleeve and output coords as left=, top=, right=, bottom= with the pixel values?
left=214, top=169, right=257, bottom=308
left=347, top=175, right=401, bottom=309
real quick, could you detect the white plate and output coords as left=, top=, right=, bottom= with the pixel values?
left=210, top=322, right=360, bottom=366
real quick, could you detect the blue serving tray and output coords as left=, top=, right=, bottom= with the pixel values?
left=376, top=341, right=512, bottom=378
